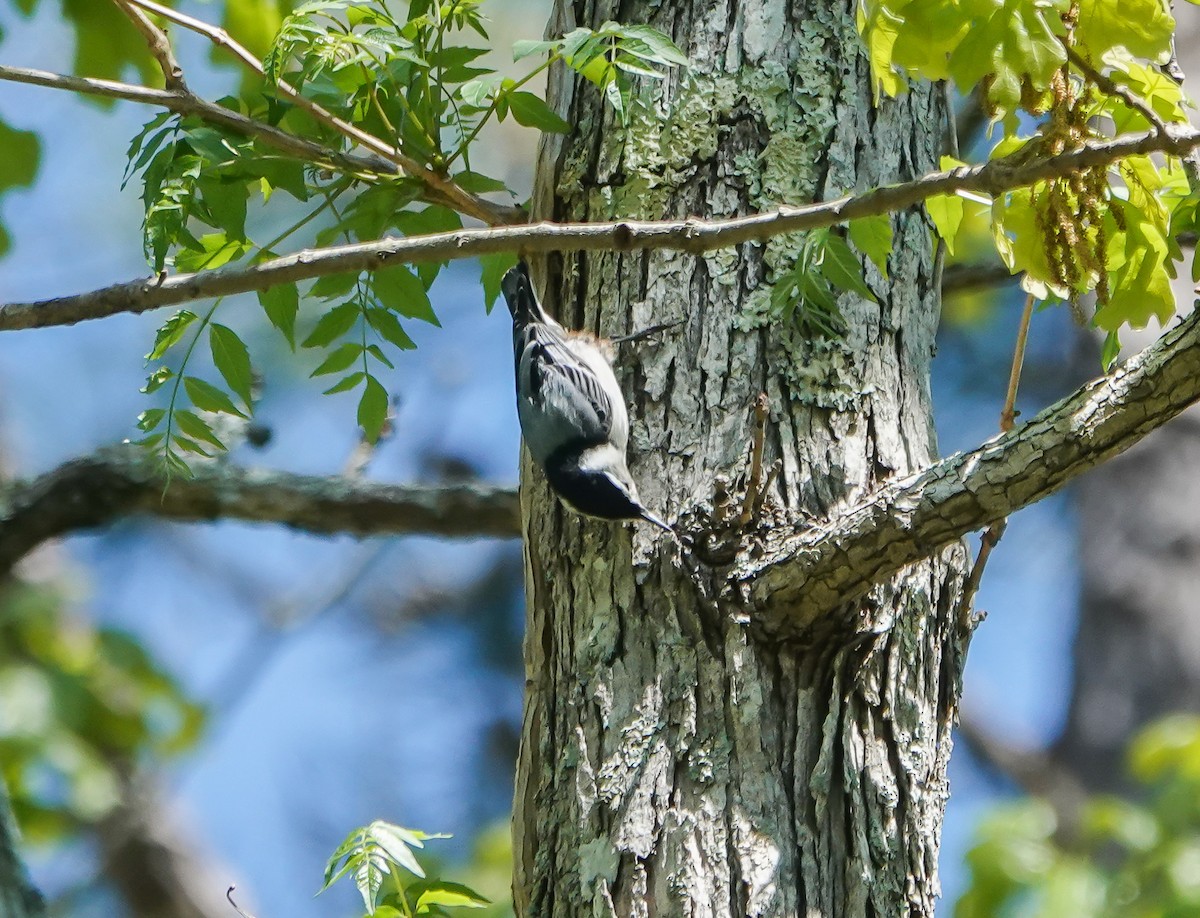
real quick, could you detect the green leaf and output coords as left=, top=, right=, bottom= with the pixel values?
left=174, top=233, right=250, bottom=272
left=174, top=410, right=227, bottom=451
left=0, top=119, right=40, bottom=195
left=208, top=324, right=254, bottom=408
left=311, top=271, right=360, bottom=300
left=323, top=371, right=366, bottom=395
left=847, top=215, right=893, bottom=277
left=184, top=376, right=248, bottom=418
left=146, top=310, right=198, bottom=361
left=259, top=284, right=300, bottom=349
left=926, top=193, right=965, bottom=255
left=820, top=235, right=876, bottom=301
left=173, top=435, right=213, bottom=458
left=453, top=171, right=510, bottom=194
left=141, top=367, right=174, bottom=394
left=357, top=375, right=389, bottom=444
left=365, top=307, right=417, bottom=350
left=480, top=252, right=519, bottom=312
left=1075, top=0, right=1174, bottom=63
left=302, top=301, right=361, bottom=348
left=616, top=25, right=689, bottom=66
left=1100, top=328, right=1121, bottom=370
left=411, top=881, right=490, bottom=912
left=512, top=38, right=561, bottom=61
left=506, top=91, right=573, bottom=133
left=137, top=408, right=165, bottom=432
left=311, top=342, right=364, bottom=377
left=365, top=344, right=394, bottom=369
left=373, top=266, right=439, bottom=325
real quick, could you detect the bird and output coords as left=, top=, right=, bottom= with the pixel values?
left=501, top=260, right=672, bottom=533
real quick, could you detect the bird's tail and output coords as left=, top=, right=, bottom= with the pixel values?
left=501, top=261, right=550, bottom=325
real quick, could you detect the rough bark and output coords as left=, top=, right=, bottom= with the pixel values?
left=512, top=1, right=970, bottom=915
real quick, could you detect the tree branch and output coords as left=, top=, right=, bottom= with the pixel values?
left=737, top=300, right=1200, bottom=639
left=0, top=64, right=398, bottom=177
left=5, top=122, right=1198, bottom=332
left=110, top=0, right=186, bottom=91
left=125, top=0, right=521, bottom=227
left=0, top=449, right=520, bottom=576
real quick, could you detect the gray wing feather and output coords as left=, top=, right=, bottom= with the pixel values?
left=516, top=325, right=623, bottom=464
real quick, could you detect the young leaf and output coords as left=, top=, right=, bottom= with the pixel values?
left=259, top=284, right=300, bottom=349
left=847, top=214, right=893, bottom=277
left=926, top=193, right=965, bottom=255
left=373, top=266, right=439, bottom=325
left=311, top=342, right=364, bottom=377
left=357, top=375, right=389, bottom=444
left=366, top=307, right=417, bottom=350
left=506, top=91, right=573, bottom=133
left=146, top=310, right=198, bottom=361
left=512, top=37, right=561, bottom=61
left=184, top=376, right=248, bottom=418
left=820, top=235, right=876, bottom=301
left=324, top=371, right=366, bottom=395
left=302, top=301, right=361, bottom=348
left=137, top=408, right=165, bottom=432
left=174, top=410, right=227, bottom=451
left=142, top=367, right=174, bottom=394
left=208, top=324, right=254, bottom=408
left=411, top=880, right=490, bottom=913
left=480, top=252, right=518, bottom=311
left=311, top=271, right=361, bottom=300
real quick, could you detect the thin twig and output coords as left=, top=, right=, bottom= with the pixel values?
left=5, top=121, right=1200, bottom=332
left=1000, top=293, right=1036, bottom=434
left=1066, top=45, right=1171, bottom=139
left=126, top=0, right=518, bottom=226
left=610, top=320, right=684, bottom=345
left=1161, top=16, right=1200, bottom=193
left=226, top=887, right=258, bottom=918
left=110, top=0, right=186, bottom=91
left=957, top=292, right=1036, bottom=624
left=738, top=393, right=769, bottom=527
left=0, top=64, right=397, bottom=177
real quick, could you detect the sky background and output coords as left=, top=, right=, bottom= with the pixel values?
left=0, top=3, right=1089, bottom=914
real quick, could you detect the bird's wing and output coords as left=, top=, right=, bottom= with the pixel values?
left=517, top=326, right=625, bottom=461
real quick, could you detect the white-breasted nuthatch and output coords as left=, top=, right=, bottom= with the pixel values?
left=502, top=261, right=671, bottom=532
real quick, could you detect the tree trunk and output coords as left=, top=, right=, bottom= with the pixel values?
left=513, top=1, right=971, bottom=915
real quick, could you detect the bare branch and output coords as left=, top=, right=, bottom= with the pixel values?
left=738, top=300, right=1200, bottom=638
left=0, top=449, right=520, bottom=575
left=941, top=261, right=1016, bottom=296
left=126, top=0, right=520, bottom=227
left=0, top=64, right=397, bottom=177
left=109, top=0, right=186, bottom=91
left=5, top=122, right=1200, bottom=332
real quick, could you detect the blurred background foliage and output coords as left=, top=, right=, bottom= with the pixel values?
left=1, top=1, right=1199, bottom=917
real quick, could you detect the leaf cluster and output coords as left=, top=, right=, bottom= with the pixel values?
left=122, top=1, right=683, bottom=475
left=769, top=219, right=893, bottom=339
left=0, top=581, right=204, bottom=842
left=320, top=820, right=491, bottom=917
left=859, top=0, right=1200, bottom=366
left=957, top=715, right=1200, bottom=918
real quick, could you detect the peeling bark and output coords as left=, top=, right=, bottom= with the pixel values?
left=512, top=1, right=970, bottom=915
